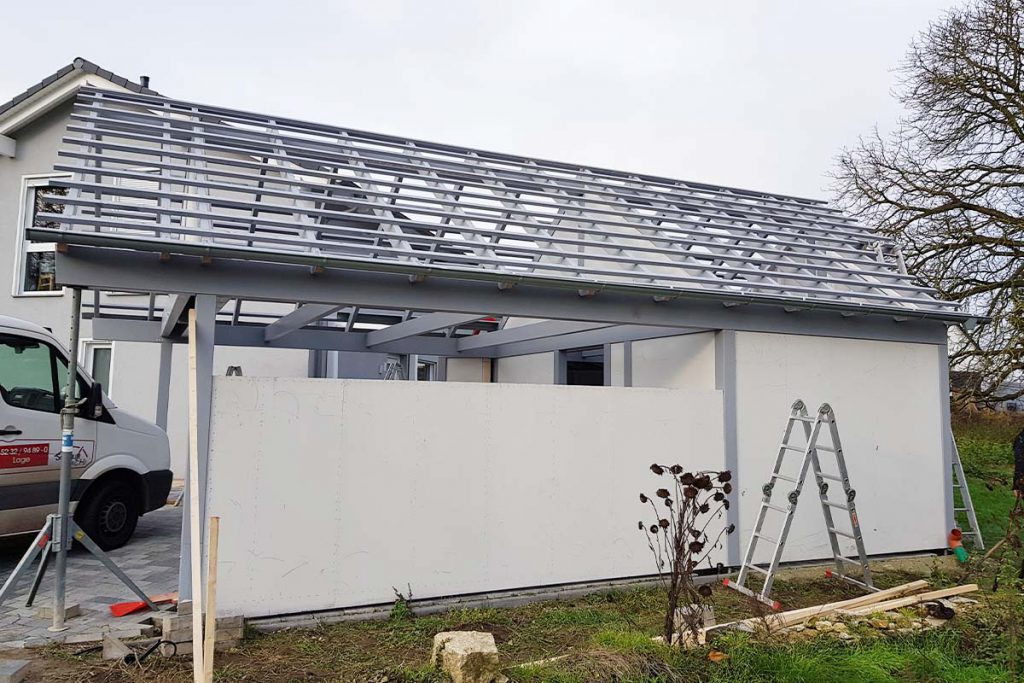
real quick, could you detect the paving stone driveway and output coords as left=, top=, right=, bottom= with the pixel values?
left=0, top=505, right=181, bottom=648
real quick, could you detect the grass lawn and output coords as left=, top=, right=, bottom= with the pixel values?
left=21, top=413, right=1024, bottom=682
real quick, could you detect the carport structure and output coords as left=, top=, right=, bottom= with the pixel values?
left=37, top=88, right=972, bottom=607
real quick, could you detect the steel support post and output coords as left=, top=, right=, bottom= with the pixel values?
left=155, top=340, right=173, bottom=430
left=50, top=288, right=82, bottom=631
left=938, top=343, right=955, bottom=534
left=177, top=294, right=216, bottom=602
left=715, top=330, right=740, bottom=567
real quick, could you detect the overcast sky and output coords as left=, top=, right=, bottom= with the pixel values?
left=1, top=1, right=959, bottom=200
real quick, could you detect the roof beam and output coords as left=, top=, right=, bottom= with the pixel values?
left=264, top=303, right=342, bottom=342
left=57, top=249, right=954, bottom=345
left=461, top=325, right=709, bottom=358
left=366, top=312, right=486, bottom=347
left=457, top=320, right=613, bottom=352
left=160, top=294, right=192, bottom=338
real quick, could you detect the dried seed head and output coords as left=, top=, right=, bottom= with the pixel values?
left=659, top=518, right=670, bottom=529
left=689, top=540, right=705, bottom=553
left=650, top=524, right=660, bottom=534
left=684, top=486, right=698, bottom=499
left=650, top=464, right=665, bottom=475
left=713, top=492, right=725, bottom=502
left=722, top=499, right=731, bottom=510
left=698, top=585, right=713, bottom=598
left=723, top=483, right=733, bottom=494
left=664, top=498, right=673, bottom=507
left=669, top=464, right=683, bottom=475
left=726, top=523, right=736, bottom=534
left=695, top=475, right=713, bottom=490
left=656, top=488, right=670, bottom=499
left=681, top=473, right=695, bottom=485
left=699, top=503, right=710, bottom=514
left=718, top=471, right=733, bottom=483
left=639, top=493, right=648, bottom=503
left=638, top=521, right=644, bottom=531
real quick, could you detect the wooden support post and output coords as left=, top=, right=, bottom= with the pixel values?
left=203, top=516, right=220, bottom=683
left=187, top=308, right=205, bottom=681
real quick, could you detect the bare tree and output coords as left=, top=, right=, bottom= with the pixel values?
left=835, top=0, right=1023, bottom=406
left=639, top=464, right=734, bottom=645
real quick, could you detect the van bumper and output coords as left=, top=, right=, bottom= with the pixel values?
left=142, top=470, right=174, bottom=512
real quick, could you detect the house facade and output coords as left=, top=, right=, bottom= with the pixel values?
left=0, top=60, right=309, bottom=475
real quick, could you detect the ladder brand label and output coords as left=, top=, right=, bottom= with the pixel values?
left=0, top=443, right=49, bottom=469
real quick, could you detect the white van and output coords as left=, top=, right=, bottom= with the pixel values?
left=0, top=315, right=171, bottom=550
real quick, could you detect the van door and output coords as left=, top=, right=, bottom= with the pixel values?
left=0, top=333, right=97, bottom=536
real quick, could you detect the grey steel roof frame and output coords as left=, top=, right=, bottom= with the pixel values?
left=30, top=87, right=972, bottom=338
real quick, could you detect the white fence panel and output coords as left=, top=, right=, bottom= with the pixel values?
left=206, top=378, right=725, bottom=618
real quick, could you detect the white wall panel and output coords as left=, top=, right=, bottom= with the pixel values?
left=631, top=333, right=716, bottom=389
left=733, top=332, right=944, bottom=564
left=495, top=352, right=555, bottom=384
left=206, top=378, right=725, bottom=617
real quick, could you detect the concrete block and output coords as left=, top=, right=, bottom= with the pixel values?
left=0, top=660, right=30, bottom=683
left=216, top=615, right=244, bottom=628
left=176, top=600, right=193, bottom=615
left=102, top=635, right=133, bottom=661
left=431, top=631, right=500, bottom=683
left=215, top=626, right=244, bottom=641
left=35, top=603, right=80, bottom=620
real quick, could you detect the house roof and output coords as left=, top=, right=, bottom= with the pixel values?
left=35, top=87, right=969, bottom=323
left=0, top=57, right=157, bottom=129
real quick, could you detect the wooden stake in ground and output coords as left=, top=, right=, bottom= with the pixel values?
left=203, top=516, right=220, bottom=683
left=187, top=308, right=206, bottom=682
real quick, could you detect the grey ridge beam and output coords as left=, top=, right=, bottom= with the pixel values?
left=160, top=294, right=192, bottom=338
left=456, top=320, right=614, bottom=351
left=264, top=303, right=343, bottom=342
left=365, top=312, right=486, bottom=347
left=58, top=250, right=952, bottom=345
left=466, top=325, right=709, bottom=359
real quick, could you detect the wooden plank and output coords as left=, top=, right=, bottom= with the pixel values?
left=187, top=308, right=205, bottom=682
left=705, top=579, right=930, bottom=634
left=203, top=516, right=220, bottom=683
left=840, top=584, right=979, bottom=617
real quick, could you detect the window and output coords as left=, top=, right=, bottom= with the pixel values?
left=0, top=335, right=85, bottom=414
left=416, top=360, right=436, bottom=381
left=14, top=176, right=69, bottom=296
left=84, top=341, right=113, bottom=394
left=562, top=347, right=606, bottom=386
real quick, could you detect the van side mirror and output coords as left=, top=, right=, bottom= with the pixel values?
left=85, top=382, right=105, bottom=419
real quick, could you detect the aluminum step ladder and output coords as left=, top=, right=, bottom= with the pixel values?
left=725, top=400, right=875, bottom=608
left=951, top=432, right=984, bottom=549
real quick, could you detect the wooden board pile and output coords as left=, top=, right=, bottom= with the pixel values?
left=704, top=580, right=979, bottom=642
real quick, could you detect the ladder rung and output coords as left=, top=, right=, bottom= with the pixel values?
left=744, top=564, right=769, bottom=575
left=835, top=555, right=862, bottom=564
left=772, top=473, right=798, bottom=483
left=781, top=445, right=805, bottom=452
left=828, top=527, right=857, bottom=539
left=954, top=507, right=968, bottom=512
left=815, top=445, right=836, bottom=453
left=823, top=500, right=849, bottom=511
left=754, top=533, right=777, bottom=544
left=818, top=472, right=844, bottom=483
left=764, top=502, right=789, bottom=513
left=792, top=415, right=816, bottom=423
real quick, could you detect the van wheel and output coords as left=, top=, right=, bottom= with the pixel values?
left=75, top=479, right=139, bottom=550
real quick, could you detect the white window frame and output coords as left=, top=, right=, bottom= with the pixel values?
left=12, top=173, right=72, bottom=297
left=81, top=339, right=115, bottom=397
